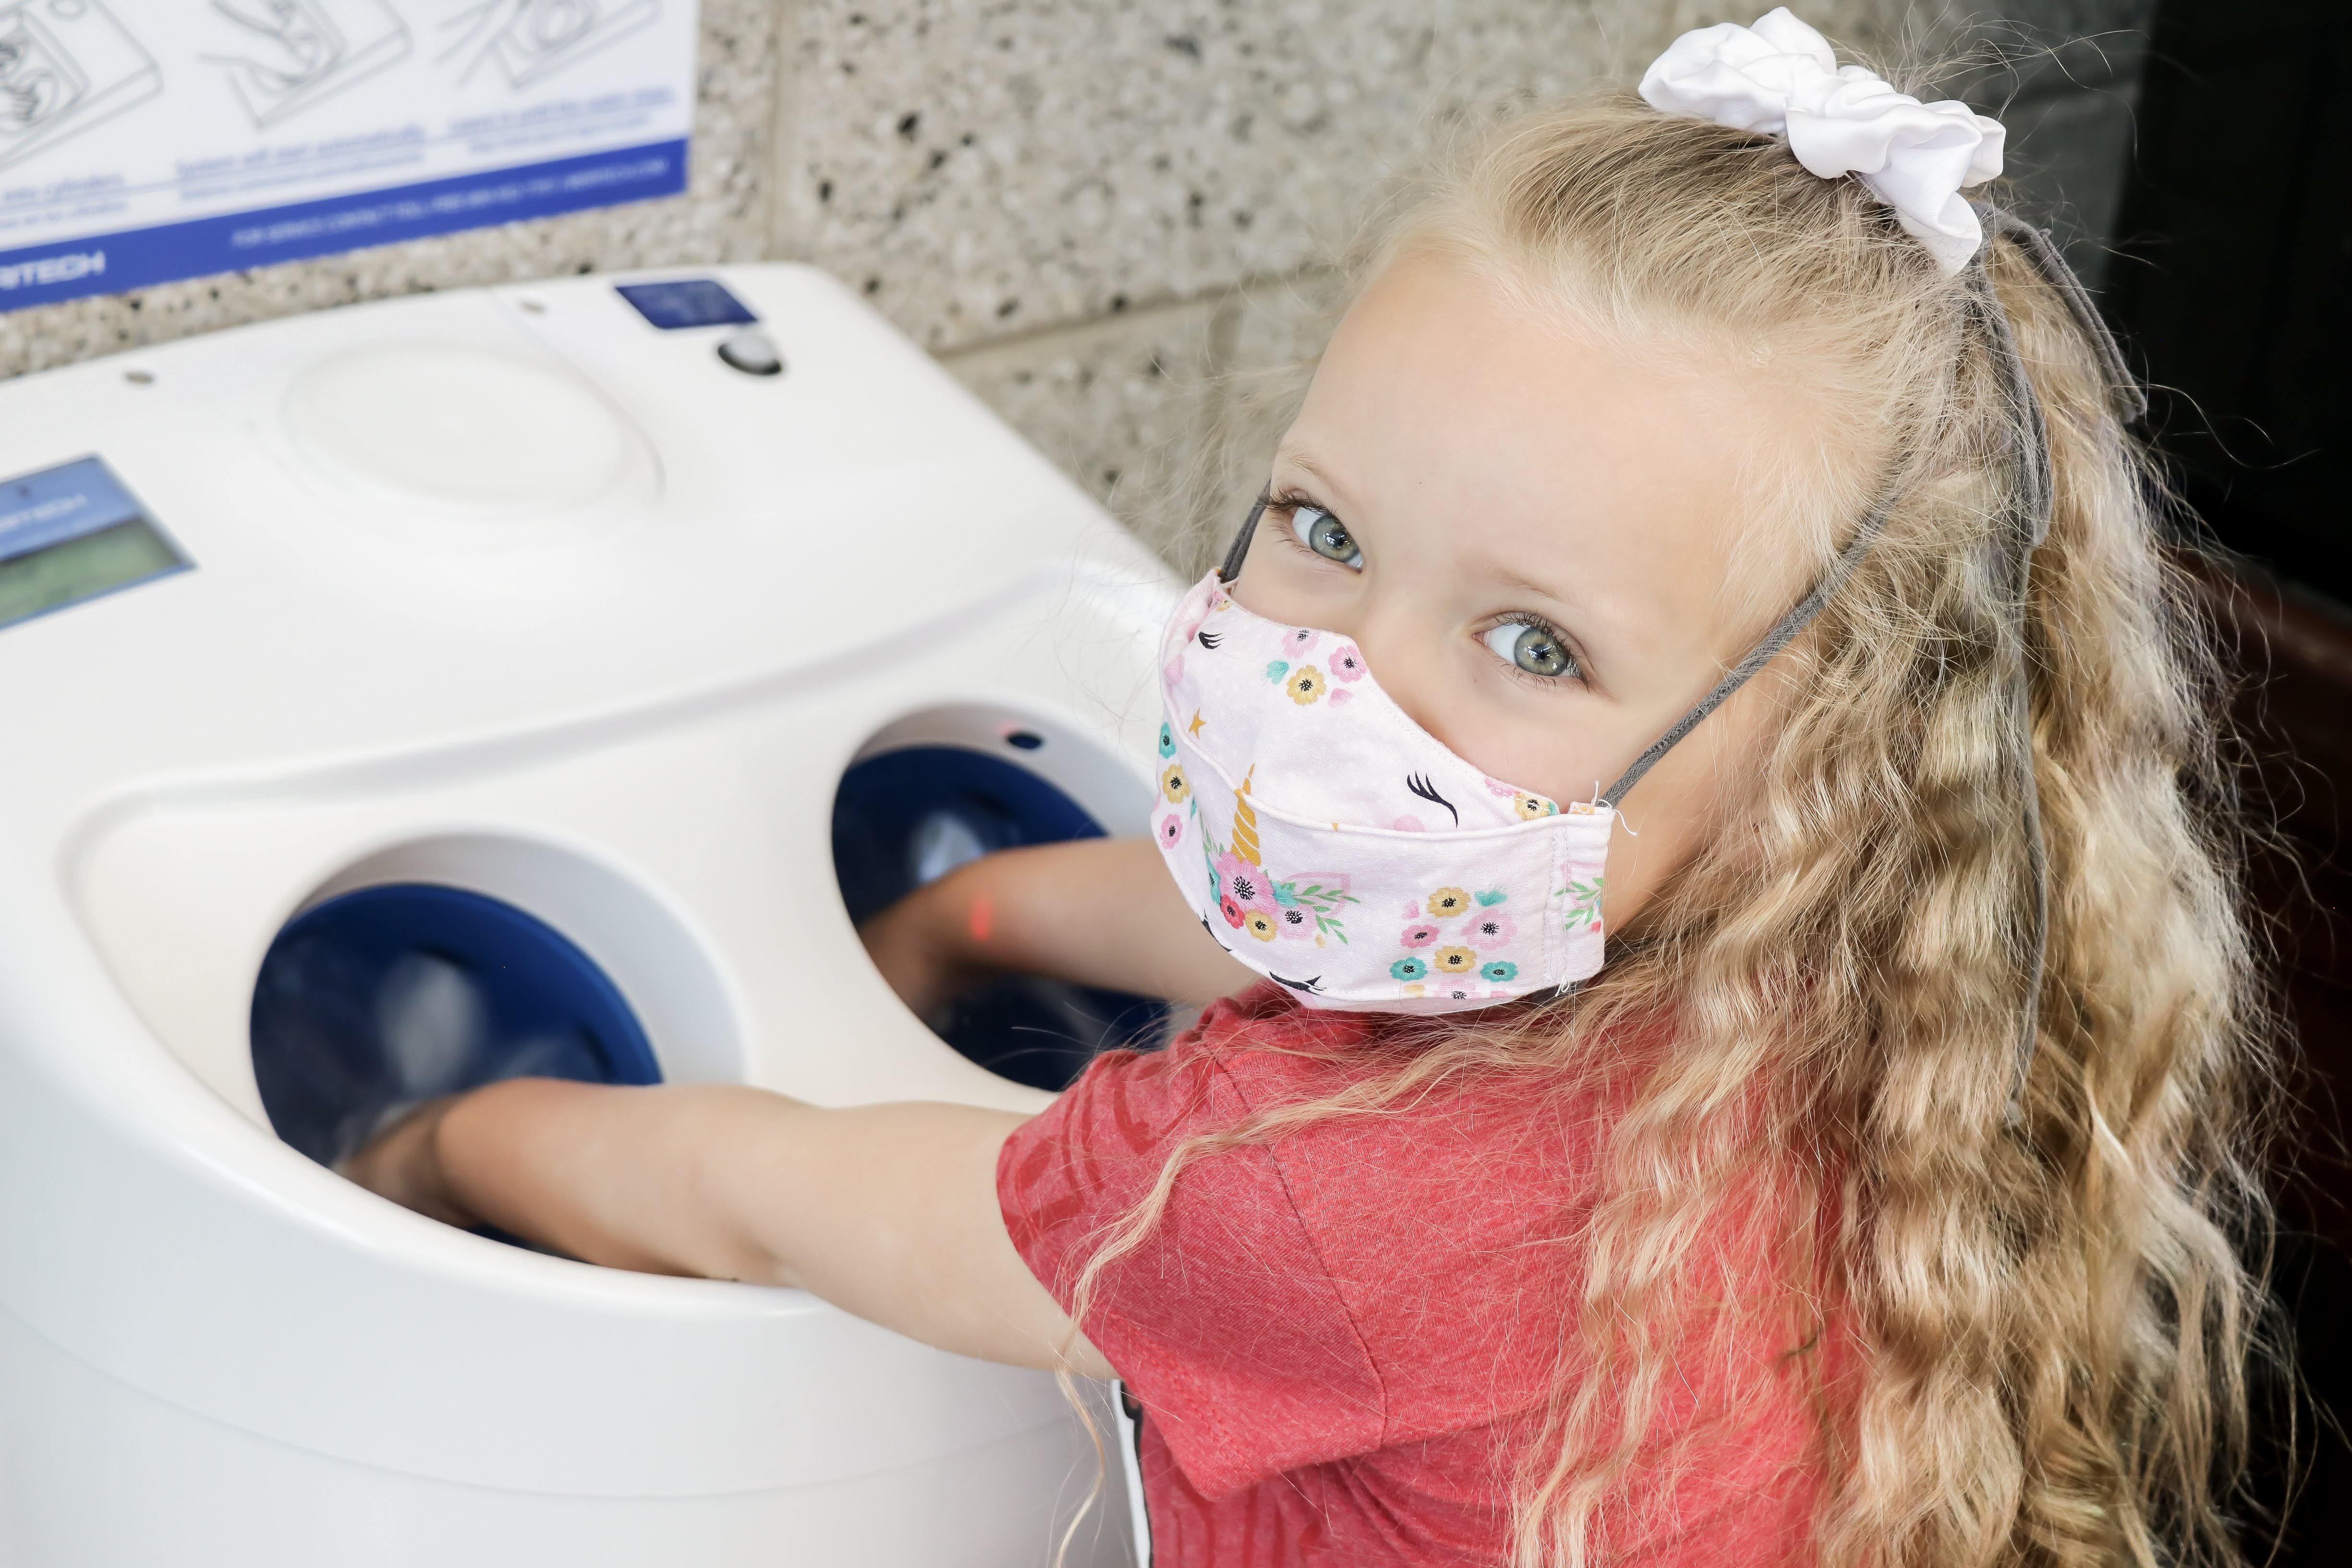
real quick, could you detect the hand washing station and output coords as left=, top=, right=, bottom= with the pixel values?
left=0, top=265, right=1173, bottom=1564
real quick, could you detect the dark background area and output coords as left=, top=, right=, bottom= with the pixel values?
left=2083, top=0, right=2352, bottom=1557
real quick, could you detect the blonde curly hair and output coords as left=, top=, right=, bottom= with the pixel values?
left=1073, top=92, right=2273, bottom=1568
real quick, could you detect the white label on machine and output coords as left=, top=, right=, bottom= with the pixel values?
left=0, top=0, right=698, bottom=312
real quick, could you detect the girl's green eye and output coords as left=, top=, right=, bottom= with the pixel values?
left=1290, top=505, right=1363, bottom=569
left=1483, top=620, right=1576, bottom=679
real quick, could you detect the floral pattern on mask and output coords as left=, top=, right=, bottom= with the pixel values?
left=1426, top=887, right=1472, bottom=919
left=1194, top=766, right=1360, bottom=950
left=1153, top=571, right=1613, bottom=1013
left=1467, top=907, right=1517, bottom=947
left=1562, top=877, right=1606, bottom=933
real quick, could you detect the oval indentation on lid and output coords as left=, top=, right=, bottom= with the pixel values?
left=282, top=345, right=654, bottom=519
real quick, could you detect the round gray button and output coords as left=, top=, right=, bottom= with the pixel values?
left=716, top=329, right=783, bottom=377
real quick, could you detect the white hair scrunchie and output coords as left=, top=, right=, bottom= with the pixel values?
left=1638, top=7, right=2006, bottom=273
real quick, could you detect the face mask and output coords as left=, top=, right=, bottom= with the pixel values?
left=1154, top=567, right=1623, bottom=1010
left=1152, top=501, right=1890, bottom=1014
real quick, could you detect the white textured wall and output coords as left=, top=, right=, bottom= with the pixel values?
left=0, top=1, right=2147, bottom=569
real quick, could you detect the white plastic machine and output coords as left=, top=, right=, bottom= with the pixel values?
left=0, top=265, right=1180, bottom=1564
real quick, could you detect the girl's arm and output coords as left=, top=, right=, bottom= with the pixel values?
left=344, top=1079, right=1119, bottom=1379
left=346, top=834, right=1231, bottom=1374
left=860, top=835, right=1255, bottom=1021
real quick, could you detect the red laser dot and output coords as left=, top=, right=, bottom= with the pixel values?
left=969, top=897, right=994, bottom=943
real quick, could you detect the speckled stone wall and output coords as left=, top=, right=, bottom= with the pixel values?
left=769, top=0, right=1933, bottom=569
left=774, top=0, right=1908, bottom=354
left=0, top=0, right=2151, bottom=571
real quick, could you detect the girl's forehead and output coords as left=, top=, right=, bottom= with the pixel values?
left=1307, top=254, right=1753, bottom=490
left=1286, top=253, right=1819, bottom=642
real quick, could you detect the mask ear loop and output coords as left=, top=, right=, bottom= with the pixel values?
left=1590, top=210, right=2112, bottom=1127
left=1214, top=477, right=1901, bottom=814
left=1967, top=247, right=2053, bottom=1130
left=1974, top=206, right=2148, bottom=425
left=1596, top=490, right=1900, bottom=811
left=1217, top=496, right=1269, bottom=584
left=1965, top=202, right=2145, bottom=1129
left=1531, top=532, right=1898, bottom=1019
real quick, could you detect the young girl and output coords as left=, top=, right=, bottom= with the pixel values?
left=350, top=12, right=2268, bottom=1565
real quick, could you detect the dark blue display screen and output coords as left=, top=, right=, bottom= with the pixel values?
left=615, top=278, right=759, bottom=330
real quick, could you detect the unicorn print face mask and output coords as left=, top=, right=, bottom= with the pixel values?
left=1151, top=569, right=1615, bottom=1013
left=1150, top=493, right=1896, bottom=1014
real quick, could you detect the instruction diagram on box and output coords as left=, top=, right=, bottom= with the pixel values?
left=207, top=0, right=410, bottom=130
left=0, top=0, right=698, bottom=309
left=439, top=0, right=659, bottom=91
left=0, top=1, right=160, bottom=174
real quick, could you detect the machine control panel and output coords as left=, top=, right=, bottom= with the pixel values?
left=0, top=454, right=187, bottom=632
left=615, top=277, right=784, bottom=377
left=614, top=278, right=760, bottom=330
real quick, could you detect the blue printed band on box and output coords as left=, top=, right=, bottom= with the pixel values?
left=0, top=140, right=687, bottom=314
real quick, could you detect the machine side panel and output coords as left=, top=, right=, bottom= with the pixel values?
left=0, top=1300, right=1133, bottom=1566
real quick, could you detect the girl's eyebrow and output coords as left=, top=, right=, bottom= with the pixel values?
left=1491, top=562, right=1589, bottom=617
left=1270, top=449, right=1352, bottom=505
left=1487, top=560, right=1623, bottom=696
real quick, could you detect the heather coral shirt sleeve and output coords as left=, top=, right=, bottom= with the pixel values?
left=995, top=1005, right=1387, bottom=1497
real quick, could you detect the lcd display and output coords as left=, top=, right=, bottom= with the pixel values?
left=615, top=279, right=760, bottom=331
left=0, top=456, right=187, bottom=632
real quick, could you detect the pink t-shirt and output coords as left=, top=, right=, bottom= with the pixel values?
left=997, top=985, right=1830, bottom=1567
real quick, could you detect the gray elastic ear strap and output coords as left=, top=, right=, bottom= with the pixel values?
left=1592, top=205, right=2122, bottom=1123
left=1968, top=240, right=2052, bottom=1125
left=1217, top=498, right=1268, bottom=583
left=1599, top=209, right=2140, bottom=813
left=1968, top=201, right=2142, bottom=1125
left=1598, top=492, right=1898, bottom=807
left=1975, top=205, right=2148, bottom=425
left=1212, top=484, right=1903, bottom=812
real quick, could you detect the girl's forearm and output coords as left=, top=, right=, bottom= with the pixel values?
left=929, top=837, right=1254, bottom=1006
left=425, top=1079, right=1112, bottom=1374
left=436, top=1079, right=790, bottom=1282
